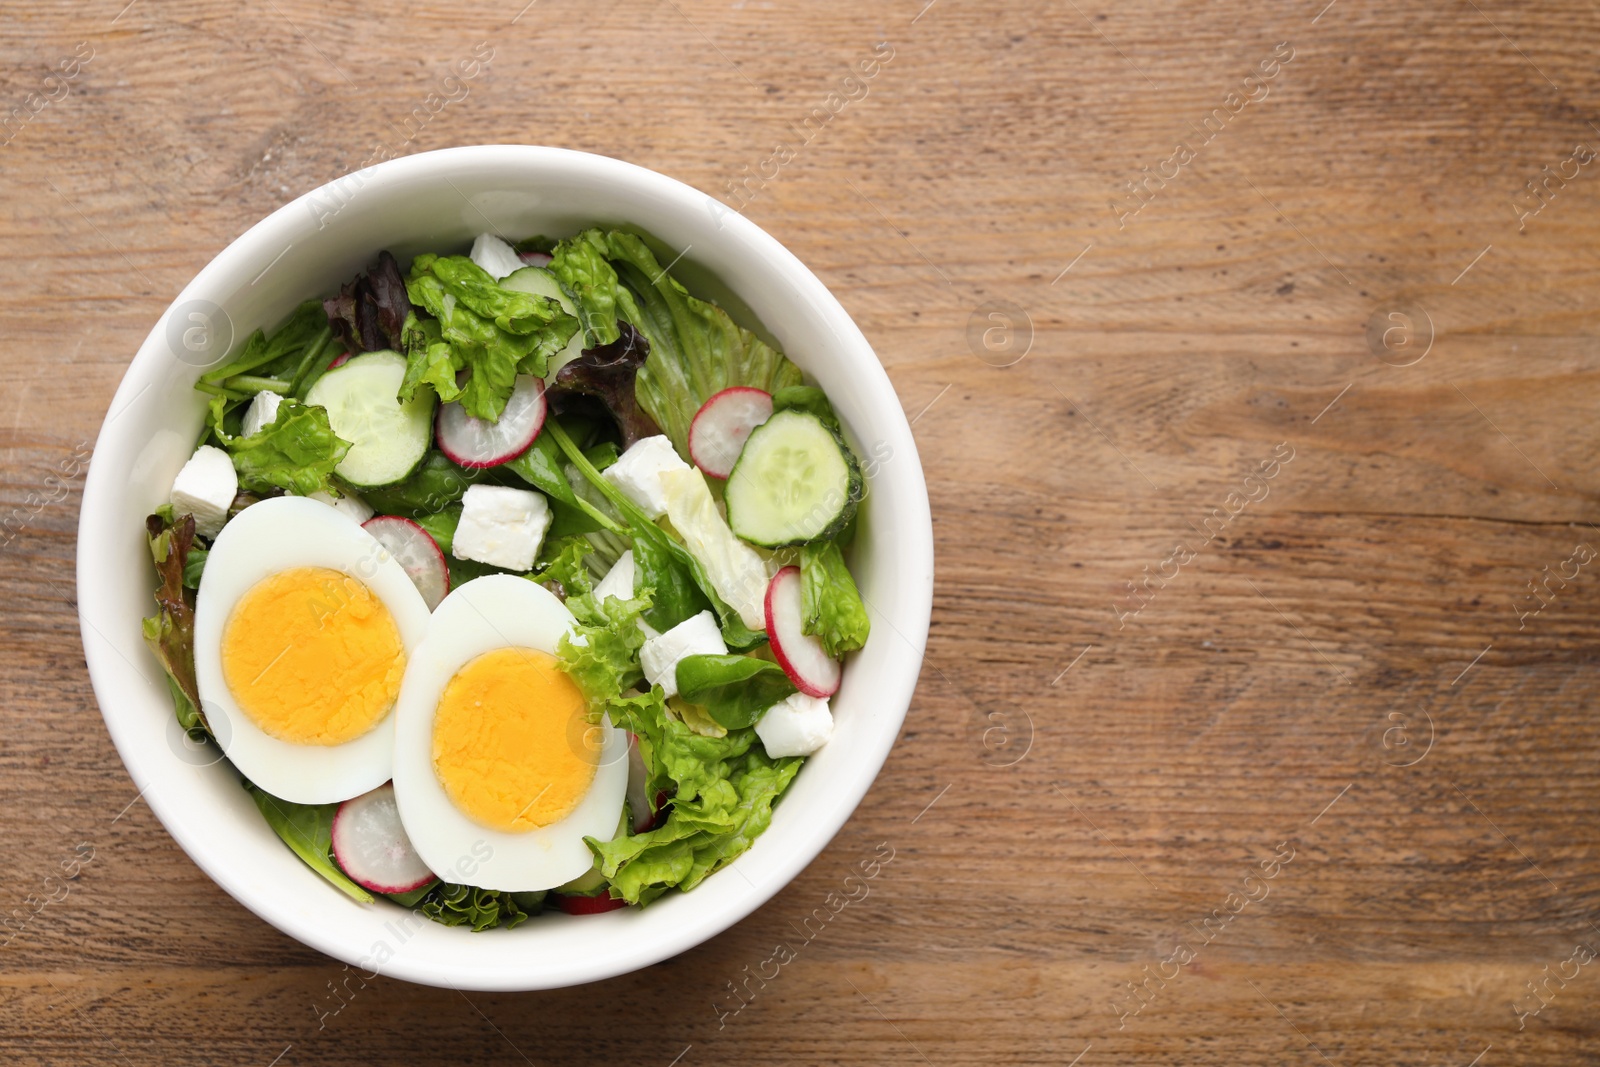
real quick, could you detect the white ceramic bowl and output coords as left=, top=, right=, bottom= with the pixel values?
left=75, top=146, right=933, bottom=990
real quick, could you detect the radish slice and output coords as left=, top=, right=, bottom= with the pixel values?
left=688, top=387, right=773, bottom=478
left=518, top=250, right=553, bottom=267
left=362, top=515, right=450, bottom=610
left=553, top=892, right=628, bottom=915
left=331, top=783, right=435, bottom=894
left=328, top=351, right=351, bottom=369
left=625, top=733, right=656, bottom=833
left=435, top=373, right=547, bottom=468
left=765, top=565, right=841, bottom=698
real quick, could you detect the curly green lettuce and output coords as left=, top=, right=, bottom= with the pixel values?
left=587, top=689, right=802, bottom=905
left=207, top=394, right=351, bottom=497
left=418, top=883, right=539, bottom=931
left=800, top=541, right=870, bottom=657
left=402, top=253, right=580, bottom=422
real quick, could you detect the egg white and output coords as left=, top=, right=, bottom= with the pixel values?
left=193, top=496, right=431, bottom=804
left=391, top=575, right=628, bottom=892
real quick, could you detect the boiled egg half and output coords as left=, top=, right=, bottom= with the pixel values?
left=391, top=575, right=628, bottom=891
left=193, top=496, right=431, bottom=804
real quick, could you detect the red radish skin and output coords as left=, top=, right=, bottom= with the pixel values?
left=331, top=783, right=436, bottom=894
left=435, top=373, right=547, bottom=468
left=518, top=250, right=553, bottom=267
left=688, top=387, right=773, bottom=479
left=553, top=892, right=629, bottom=915
left=328, top=351, right=351, bottom=369
left=362, top=516, right=450, bottom=611
left=764, top=566, right=842, bottom=698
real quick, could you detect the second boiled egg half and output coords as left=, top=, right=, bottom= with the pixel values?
left=391, top=575, right=628, bottom=891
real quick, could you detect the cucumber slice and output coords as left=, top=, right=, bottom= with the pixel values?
left=304, top=350, right=433, bottom=488
left=501, top=266, right=585, bottom=377
left=725, top=409, right=862, bottom=547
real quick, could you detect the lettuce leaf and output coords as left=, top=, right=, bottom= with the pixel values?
left=548, top=230, right=622, bottom=347
left=243, top=782, right=373, bottom=904
left=675, top=654, right=796, bottom=729
left=544, top=418, right=763, bottom=649
left=208, top=395, right=351, bottom=497
left=324, top=251, right=412, bottom=354
left=800, top=541, right=870, bottom=657
left=404, top=254, right=581, bottom=422
left=587, top=689, right=801, bottom=904
left=557, top=582, right=651, bottom=715
left=142, top=511, right=204, bottom=735
left=546, top=323, right=661, bottom=449
left=541, top=230, right=803, bottom=458
left=601, top=231, right=804, bottom=459
left=417, top=883, right=530, bottom=931
left=773, top=385, right=840, bottom=430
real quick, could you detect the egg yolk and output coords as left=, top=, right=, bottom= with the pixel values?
left=221, top=566, right=406, bottom=746
left=432, top=647, right=598, bottom=832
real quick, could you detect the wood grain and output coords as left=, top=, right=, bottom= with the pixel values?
left=5, top=0, right=1600, bottom=1062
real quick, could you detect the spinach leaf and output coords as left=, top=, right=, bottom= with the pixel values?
left=243, top=782, right=373, bottom=903
left=404, top=254, right=580, bottom=421
left=412, top=507, right=498, bottom=587
left=633, top=533, right=710, bottom=633
left=675, top=654, right=796, bottom=729
left=800, top=541, right=871, bottom=657
left=360, top=451, right=486, bottom=516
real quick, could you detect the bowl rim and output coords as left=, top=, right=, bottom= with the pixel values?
left=75, top=144, right=933, bottom=990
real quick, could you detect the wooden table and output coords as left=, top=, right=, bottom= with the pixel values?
left=5, top=0, right=1599, bottom=1062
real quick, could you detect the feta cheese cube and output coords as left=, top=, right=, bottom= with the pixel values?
left=469, top=232, right=525, bottom=281
left=170, top=445, right=238, bottom=539
left=603, top=435, right=690, bottom=520
left=240, top=390, right=282, bottom=437
left=452, top=484, right=551, bottom=571
left=755, top=691, right=834, bottom=757
left=307, top=489, right=374, bottom=525
left=594, top=550, right=636, bottom=604
left=639, top=610, right=726, bottom=698
left=658, top=466, right=769, bottom=632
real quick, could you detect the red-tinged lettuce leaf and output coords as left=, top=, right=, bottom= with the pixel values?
left=142, top=511, right=205, bottom=735
left=546, top=322, right=661, bottom=449
left=324, top=251, right=413, bottom=353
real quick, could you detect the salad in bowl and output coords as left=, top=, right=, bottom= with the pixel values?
left=145, top=227, right=873, bottom=928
